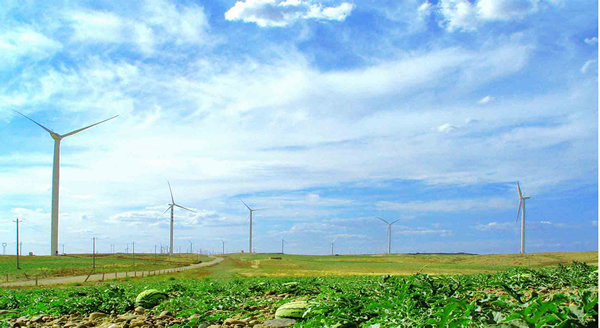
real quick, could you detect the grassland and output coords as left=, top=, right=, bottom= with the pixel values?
left=203, top=251, right=598, bottom=278
left=0, top=253, right=212, bottom=282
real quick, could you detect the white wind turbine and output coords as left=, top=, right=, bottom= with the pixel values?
left=240, top=199, right=267, bottom=253
left=330, top=238, right=336, bottom=255
left=375, top=217, right=401, bottom=254
left=157, top=182, right=196, bottom=256
left=516, top=181, right=531, bottom=254
left=13, top=110, right=118, bottom=256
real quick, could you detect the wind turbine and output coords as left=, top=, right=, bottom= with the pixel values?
left=221, top=240, right=226, bottom=254
left=240, top=199, right=266, bottom=253
left=13, top=110, right=118, bottom=256
left=375, top=217, right=401, bottom=254
left=158, top=182, right=196, bottom=256
left=330, top=238, right=336, bottom=255
left=188, top=241, right=194, bottom=254
left=281, top=238, right=286, bottom=254
left=516, top=181, right=531, bottom=254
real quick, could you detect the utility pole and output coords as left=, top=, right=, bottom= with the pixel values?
left=92, top=237, right=96, bottom=270
left=14, top=218, right=20, bottom=269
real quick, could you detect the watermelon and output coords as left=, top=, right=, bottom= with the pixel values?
left=275, top=301, right=311, bottom=319
left=135, top=289, right=168, bottom=309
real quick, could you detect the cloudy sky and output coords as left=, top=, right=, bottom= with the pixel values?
left=0, top=0, right=597, bottom=256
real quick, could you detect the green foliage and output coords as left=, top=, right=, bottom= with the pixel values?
left=0, top=261, right=596, bottom=328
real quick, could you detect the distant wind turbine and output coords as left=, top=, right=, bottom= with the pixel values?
left=281, top=238, right=286, bottom=254
left=221, top=240, right=226, bottom=254
left=516, top=181, right=531, bottom=254
left=375, top=217, right=401, bottom=254
left=158, top=182, right=196, bottom=256
left=331, top=238, right=336, bottom=255
left=13, top=110, right=118, bottom=256
left=240, top=199, right=267, bottom=253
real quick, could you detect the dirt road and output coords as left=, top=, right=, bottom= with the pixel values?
left=0, top=257, right=223, bottom=287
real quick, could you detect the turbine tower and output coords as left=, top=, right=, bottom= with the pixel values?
left=158, top=182, right=196, bottom=256
left=375, top=217, right=401, bottom=254
left=240, top=199, right=266, bottom=253
left=330, top=238, right=336, bottom=255
left=516, top=181, right=531, bottom=254
left=13, top=110, right=118, bottom=256
left=281, top=238, right=286, bottom=254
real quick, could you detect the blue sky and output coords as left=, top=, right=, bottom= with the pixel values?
left=0, top=0, right=597, bottom=256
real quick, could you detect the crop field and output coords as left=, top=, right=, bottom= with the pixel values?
left=0, top=253, right=212, bottom=282
left=0, top=252, right=597, bottom=327
left=204, top=251, right=599, bottom=278
left=0, top=260, right=597, bottom=327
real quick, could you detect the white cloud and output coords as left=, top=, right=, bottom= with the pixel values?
left=224, top=0, right=355, bottom=27
left=418, top=1, right=433, bottom=19
left=473, top=221, right=516, bottom=231
left=65, top=0, right=211, bottom=53
left=377, top=198, right=512, bottom=213
left=580, top=60, right=597, bottom=74
left=437, top=123, right=460, bottom=133
left=438, top=0, right=479, bottom=32
left=584, top=37, right=598, bottom=45
left=435, top=0, right=549, bottom=31
left=477, top=0, right=537, bottom=20
left=478, top=95, right=495, bottom=104
left=67, top=11, right=125, bottom=43
left=396, top=227, right=453, bottom=236
left=0, top=28, right=62, bottom=67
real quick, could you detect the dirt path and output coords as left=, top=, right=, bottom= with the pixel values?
left=0, top=257, right=223, bottom=287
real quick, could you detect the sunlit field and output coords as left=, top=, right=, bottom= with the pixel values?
left=203, top=251, right=598, bottom=278
left=0, top=253, right=212, bottom=282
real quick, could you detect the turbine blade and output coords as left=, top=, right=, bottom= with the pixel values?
left=168, top=181, right=175, bottom=204
left=239, top=198, right=251, bottom=211
left=375, top=217, right=390, bottom=225
left=13, top=110, right=58, bottom=136
left=157, top=205, right=172, bottom=220
left=516, top=199, right=522, bottom=223
left=517, top=181, right=523, bottom=199
left=332, top=238, right=337, bottom=243
left=174, top=204, right=196, bottom=212
left=62, top=115, right=118, bottom=138
left=253, top=207, right=268, bottom=211
left=390, top=218, right=402, bottom=225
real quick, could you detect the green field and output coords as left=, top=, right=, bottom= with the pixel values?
left=0, top=253, right=212, bottom=282
left=0, top=254, right=597, bottom=327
